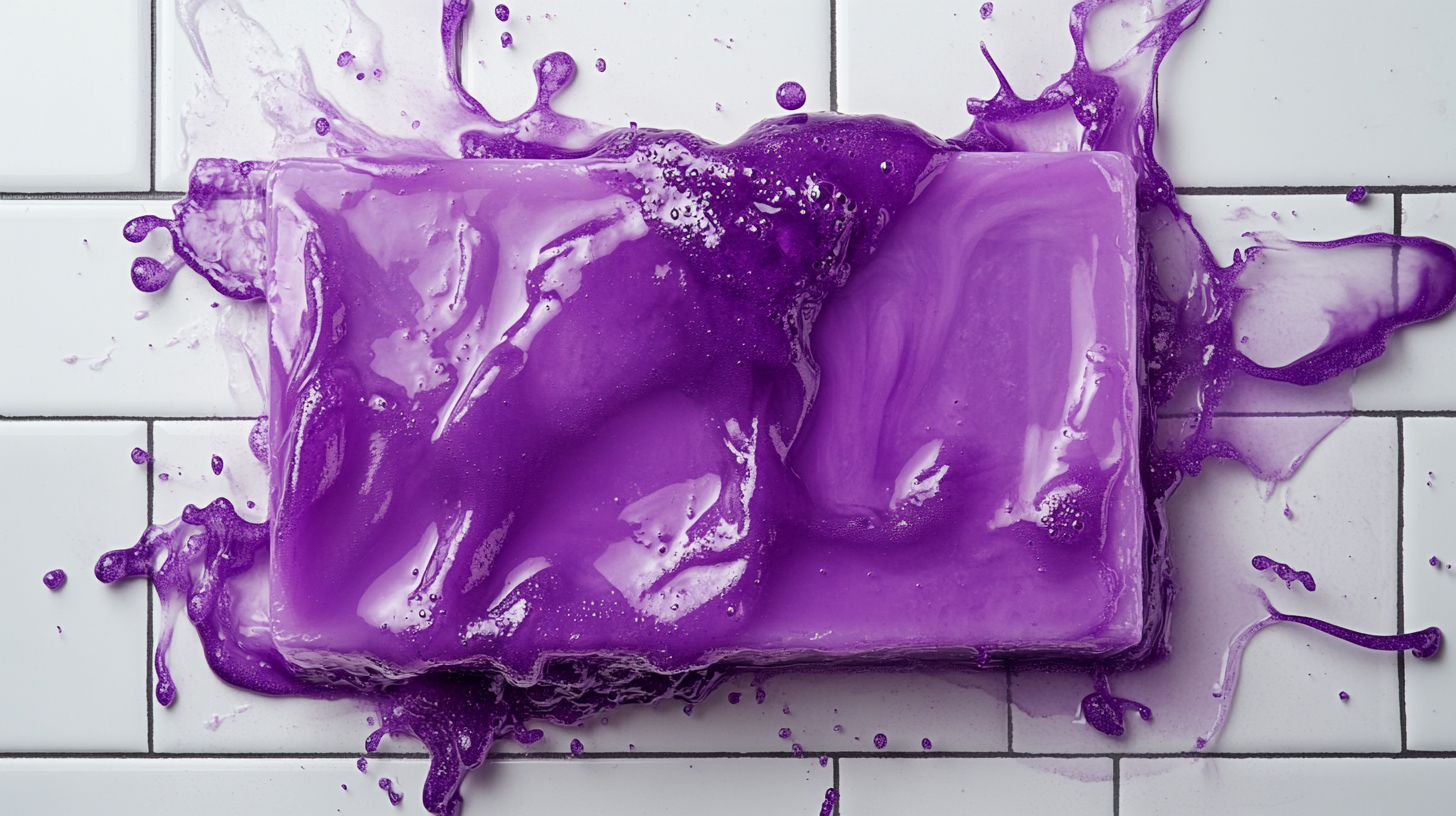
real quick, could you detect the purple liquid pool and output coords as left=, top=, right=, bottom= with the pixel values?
left=89, top=1, right=1456, bottom=812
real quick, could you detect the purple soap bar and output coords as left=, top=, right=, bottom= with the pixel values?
left=264, top=149, right=1142, bottom=682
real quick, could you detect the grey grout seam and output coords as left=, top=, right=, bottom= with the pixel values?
left=829, top=0, right=838, bottom=113
left=145, top=419, right=155, bottom=755
left=1396, top=416, right=1409, bottom=754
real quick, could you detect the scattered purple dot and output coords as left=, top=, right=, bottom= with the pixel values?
left=1339, top=691, right=1350, bottom=701
left=570, top=738, right=584, bottom=756
left=1431, top=556, right=1442, bottom=568
left=791, top=743, right=804, bottom=757
left=775, top=81, right=807, bottom=111
left=595, top=58, right=606, bottom=72
left=819, top=754, right=829, bottom=767
left=921, top=737, right=933, bottom=751
left=356, top=757, right=368, bottom=773
left=755, top=687, right=766, bottom=705
left=980, top=2, right=994, bottom=18
left=130, top=447, right=152, bottom=465
left=778, top=727, right=792, bottom=739
left=314, top=118, right=331, bottom=136
left=43, top=569, right=67, bottom=590
left=356, top=72, right=365, bottom=81
left=501, top=32, right=513, bottom=48
left=873, top=733, right=888, bottom=749
left=377, top=778, right=403, bottom=807
left=158, top=473, right=170, bottom=481
left=728, top=692, right=741, bottom=704
left=1347, top=186, right=1368, bottom=203
left=336, top=51, right=354, bottom=67
left=411, top=120, right=421, bottom=129
left=495, top=3, right=509, bottom=21
left=211, top=454, right=224, bottom=475
left=683, top=703, right=693, bottom=716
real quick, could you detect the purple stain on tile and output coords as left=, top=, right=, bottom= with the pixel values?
left=378, top=778, right=403, bottom=807
left=819, top=754, right=829, bottom=767
left=595, top=57, right=606, bottom=72
left=1251, top=555, right=1316, bottom=591
left=157, top=473, right=169, bottom=482
left=211, top=455, right=224, bottom=476
left=728, top=692, right=741, bottom=704
left=63, top=355, right=78, bottom=365
left=500, top=31, right=512, bottom=48
left=775, top=80, right=806, bottom=111
left=819, top=788, right=839, bottom=816
left=570, top=737, right=584, bottom=755
left=833, top=725, right=843, bottom=733
left=778, top=728, right=792, bottom=740
left=1282, top=503, right=1293, bottom=519
left=873, top=733, right=888, bottom=749
left=980, top=2, right=994, bottom=18
left=1347, top=186, right=1368, bottom=203
left=921, top=737, right=932, bottom=750
left=1431, top=557, right=1442, bottom=568
left=791, top=742, right=804, bottom=757
left=337, top=51, right=354, bottom=67
left=43, top=569, right=67, bottom=590
left=246, top=500, right=256, bottom=509
left=1339, top=690, right=1350, bottom=701
left=131, top=447, right=152, bottom=465
left=494, top=3, right=509, bottom=22
left=248, top=416, right=269, bottom=463
left=357, top=757, right=368, bottom=773
left=315, top=117, right=331, bottom=136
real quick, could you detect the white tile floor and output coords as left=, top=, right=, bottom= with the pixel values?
left=2, top=1, right=1455, bottom=814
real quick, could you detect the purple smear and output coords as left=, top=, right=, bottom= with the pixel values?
left=1251, top=555, right=1316, bottom=591
left=43, top=569, right=67, bottom=590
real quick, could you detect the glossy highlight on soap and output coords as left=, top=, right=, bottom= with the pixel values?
left=95, top=1, right=1456, bottom=812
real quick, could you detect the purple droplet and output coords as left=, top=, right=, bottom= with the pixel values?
left=791, top=742, right=804, bottom=757
left=130, top=256, right=177, bottom=293
left=211, top=454, right=224, bottom=475
left=683, top=703, right=693, bottom=716
left=1347, top=186, right=1368, bottom=203
left=778, top=727, right=792, bottom=739
left=782, top=704, right=791, bottom=715
left=755, top=687, right=766, bottom=705
left=43, top=569, right=67, bottom=590
left=1431, top=556, right=1442, bottom=568
left=514, top=725, right=544, bottom=744
left=377, top=778, right=403, bottom=807
left=246, top=500, right=256, bottom=509
left=314, top=117, right=331, bottom=136
left=130, top=447, right=152, bottom=465
left=341, top=784, right=347, bottom=791
left=980, top=2, right=994, bottom=18
left=819, top=754, right=829, bottom=767
left=819, top=787, right=839, bottom=816
left=356, top=72, right=365, bottom=81
left=501, top=31, right=513, bottom=48
left=1339, top=691, right=1350, bottom=701
left=411, top=120, right=421, bottom=129
left=336, top=51, right=354, bottom=68
left=833, top=724, right=843, bottom=732
left=1283, top=504, right=1293, bottom=519
left=873, top=733, right=888, bottom=749
left=595, top=58, right=606, bottom=73
left=570, top=738, right=584, bottom=756
left=158, top=473, right=170, bottom=482
left=775, top=81, right=807, bottom=111
left=728, top=692, right=741, bottom=704
left=921, top=737, right=932, bottom=750
left=495, top=3, right=509, bottom=21
left=356, top=757, right=368, bottom=773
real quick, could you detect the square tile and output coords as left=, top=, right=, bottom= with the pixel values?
left=1350, top=194, right=1456, bottom=411
left=1176, top=194, right=1396, bottom=268
left=1400, top=417, right=1456, bottom=751
left=0, top=422, right=149, bottom=751
left=0, top=201, right=266, bottom=418
left=1011, top=418, right=1400, bottom=753
left=462, top=1, right=830, bottom=145
left=1121, top=757, right=1455, bottom=816
left=150, top=420, right=377, bottom=753
left=839, top=757, right=1113, bottom=816
left=0, top=0, right=150, bottom=192
left=1158, top=0, right=1456, bottom=187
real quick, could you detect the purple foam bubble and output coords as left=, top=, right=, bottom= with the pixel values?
left=43, top=569, right=67, bottom=590
left=775, top=80, right=806, bottom=110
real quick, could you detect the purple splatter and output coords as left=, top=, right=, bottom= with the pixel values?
left=500, top=31, right=512, bottom=48
left=1347, top=186, right=1368, bottom=203
left=336, top=51, right=354, bottom=67
left=43, top=569, right=67, bottom=590
left=1251, top=555, right=1316, bottom=591
left=873, top=733, right=888, bottom=749
left=210, top=454, right=224, bottom=475
left=357, top=757, right=368, bottom=773
left=1431, top=556, right=1442, bottom=568
left=314, top=118, right=331, bottom=136
left=921, top=737, right=932, bottom=750
left=494, top=4, right=509, bottom=22
left=378, top=778, right=403, bottom=807
left=1081, top=668, right=1152, bottom=737
left=595, top=58, right=606, bottom=72
left=819, top=787, right=839, bottom=816
left=791, top=742, right=804, bottom=757
left=1339, top=691, right=1350, bottom=701
left=980, top=2, right=994, bottom=18
left=513, top=725, right=544, bottom=744
left=130, top=447, right=152, bottom=465
left=778, top=727, right=792, bottom=739
left=570, top=738, right=584, bottom=755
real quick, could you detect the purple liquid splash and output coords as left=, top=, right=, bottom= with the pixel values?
left=91, top=1, right=1456, bottom=812
left=1251, top=555, right=1316, bottom=591
left=42, top=569, right=67, bottom=590
left=378, top=777, right=403, bottom=806
left=130, top=447, right=151, bottom=465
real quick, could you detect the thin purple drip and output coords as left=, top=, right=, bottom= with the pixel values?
left=1251, top=555, right=1316, bottom=591
left=775, top=81, right=806, bottom=111
left=494, top=4, right=509, bottom=22
left=1266, top=603, right=1441, bottom=658
left=130, top=447, right=152, bottom=465
left=43, top=569, right=67, bottom=590
left=1347, top=186, right=1368, bottom=203
left=211, top=455, right=224, bottom=476
left=378, top=778, right=403, bottom=806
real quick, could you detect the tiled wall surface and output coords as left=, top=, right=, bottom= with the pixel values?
left=1, top=0, right=1453, bottom=814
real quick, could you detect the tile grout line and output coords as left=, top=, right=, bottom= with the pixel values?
left=4, top=750, right=1456, bottom=761
left=1005, top=668, right=1014, bottom=753
left=1112, top=755, right=1120, bottom=816
left=832, top=754, right=841, bottom=815
left=146, top=418, right=155, bottom=755
left=1396, top=415, right=1408, bottom=754
left=150, top=0, right=158, bottom=193
left=828, top=0, right=838, bottom=113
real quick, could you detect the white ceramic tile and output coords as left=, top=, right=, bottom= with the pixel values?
left=0, top=0, right=150, bottom=192
left=0, top=201, right=266, bottom=418
left=148, top=420, right=379, bottom=753
left=495, top=670, right=1007, bottom=757
left=1158, top=0, right=1456, bottom=187
left=461, top=0, right=831, bottom=145
left=1176, top=194, right=1396, bottom=268
left=1401, top=417, right=1456, bottom=751
left=1351, top=194, right=1456, bottom=411
left=1012, top=418, right=1400, bottom=753
left=0, top=422, right=148, bottom=751
left=0, top=756, right=832, bottom=815
left=839, top=757, right=1113, bottom=816
left=1121, top=757, right=1455, bottom=816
